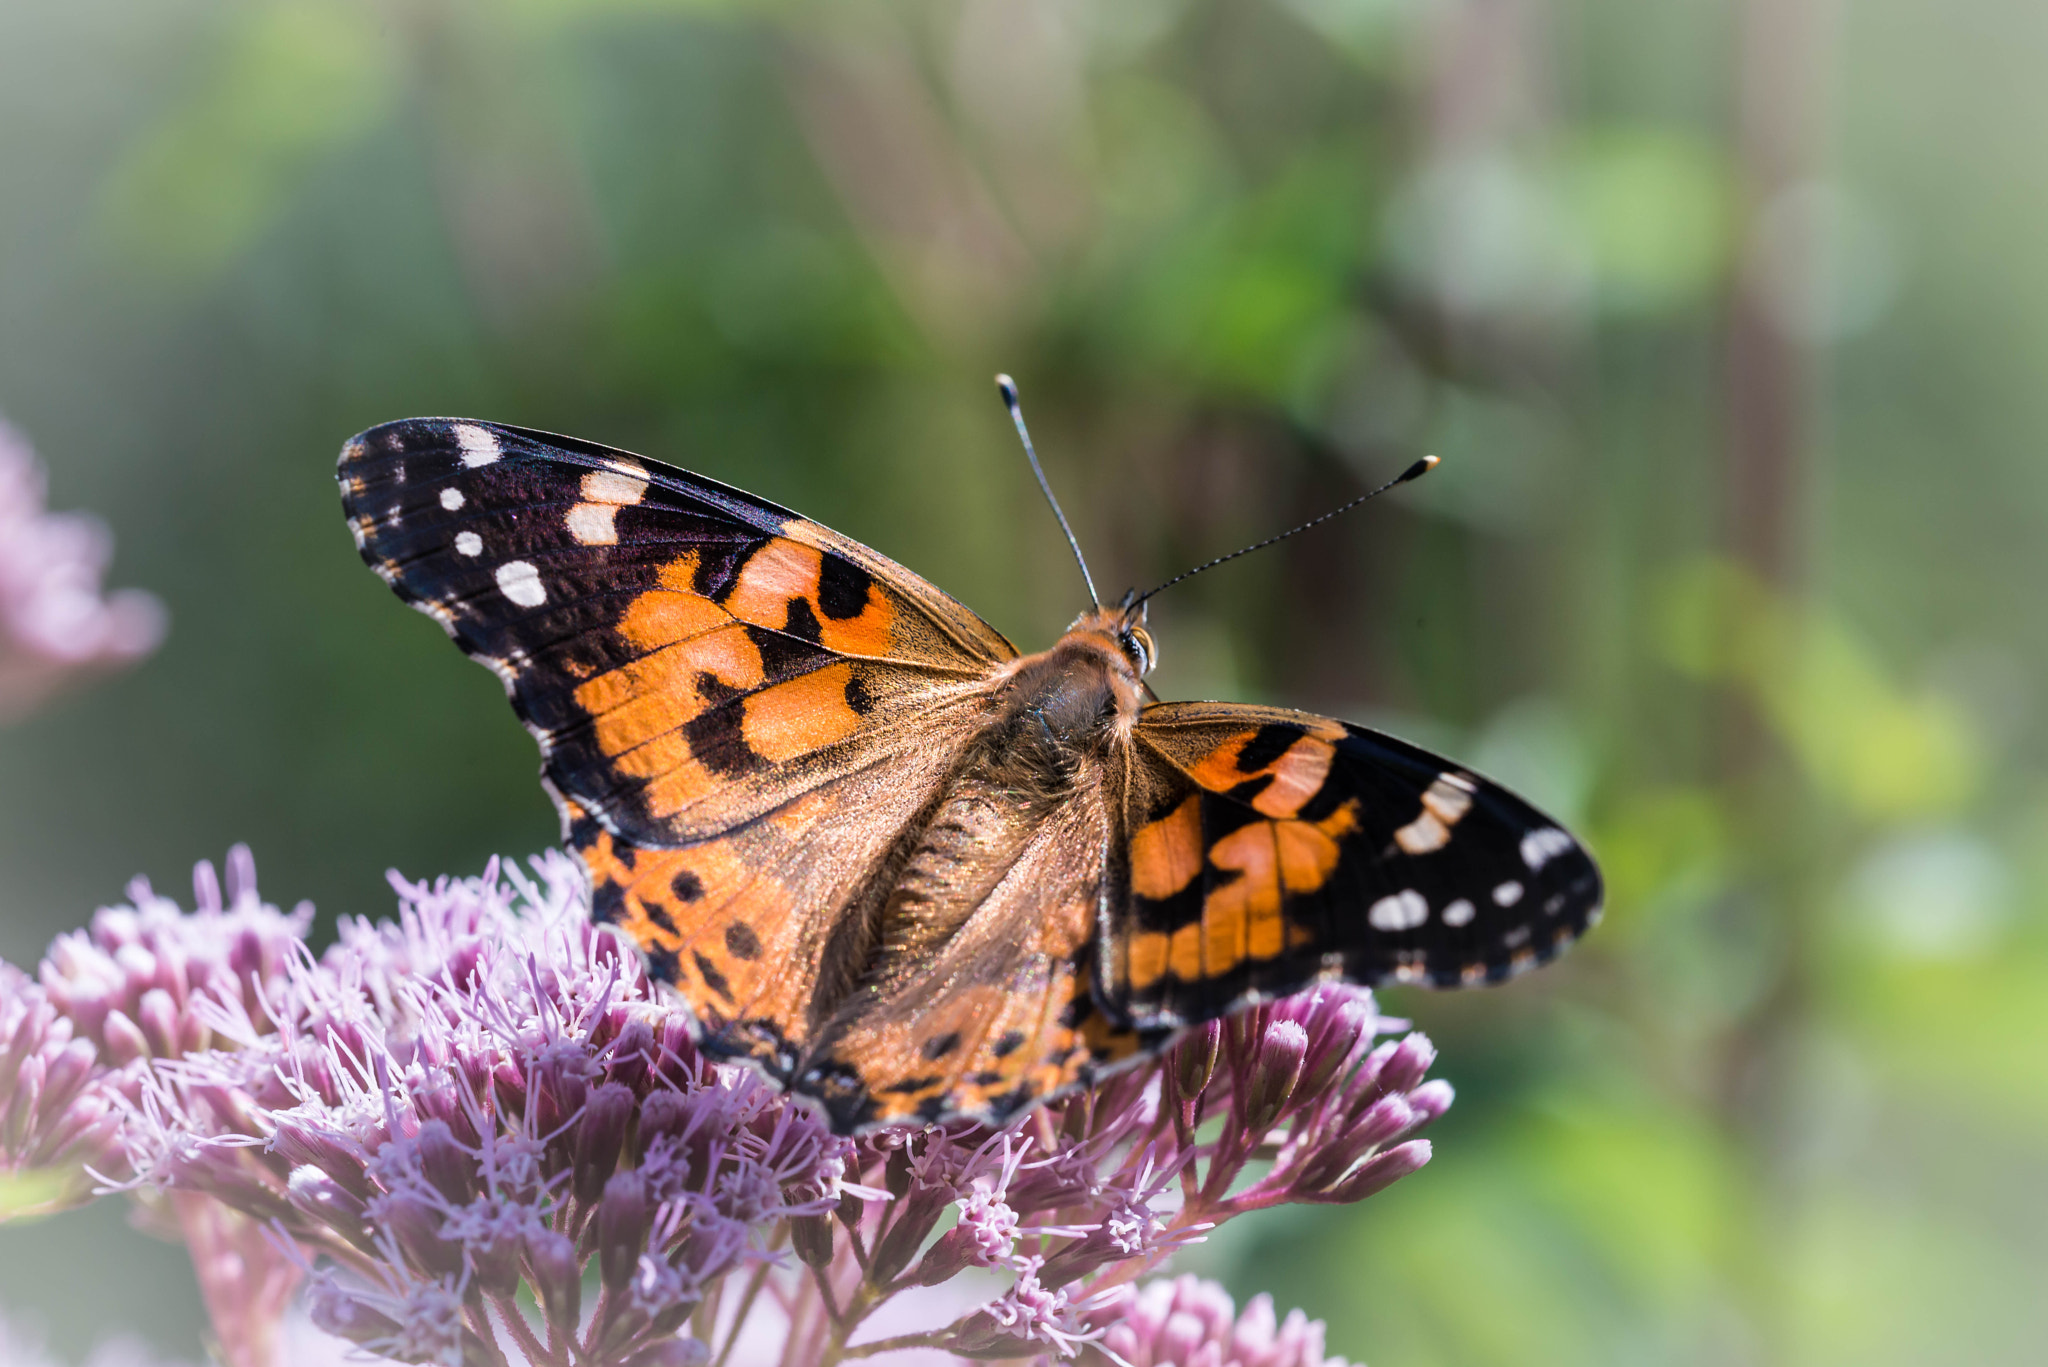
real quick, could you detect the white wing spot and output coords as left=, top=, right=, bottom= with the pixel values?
left=1397, top=773, right=1477, bottom=854
left=454, top=423, right=501, bottom=467
left=1493, top=880, right=1523, bottom=906
left=583, top=467, right=649, bottom=503
left=1394, top=812, right=1450, bottom=855
left=455, top=531, right=483, bottom=557
left=440, top=487, right=465, bottom=511
left=1520, top=827, right=1574, bottom=871
left=567, top=467, right=650, bottom=546
left=567, top=503, right=618, bottom=546
left=495, top=560, right=546, bottom=607
left=1421, top=775, right=1475, bottom=825
left=1442, top=899, right=1476, bottom=927
left=1368, top=889, right=1429, bottom=932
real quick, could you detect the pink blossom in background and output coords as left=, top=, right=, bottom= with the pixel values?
left=0, top=415, right=163, bottom=721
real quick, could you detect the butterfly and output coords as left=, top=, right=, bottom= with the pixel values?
left=338, top=410, right=1601, bottom=1133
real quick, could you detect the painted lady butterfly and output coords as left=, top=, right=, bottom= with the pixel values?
left=338, top=409, right=1600, bottom=1132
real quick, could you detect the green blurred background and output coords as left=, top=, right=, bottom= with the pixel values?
left=2, top=0, right=2043, bottom=1362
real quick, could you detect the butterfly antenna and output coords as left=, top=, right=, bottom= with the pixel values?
left=1133, top=454, right=1439, bottom=607
left=997, top=374, right=1100, bottom=607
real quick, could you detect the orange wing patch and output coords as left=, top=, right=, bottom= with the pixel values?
left=1184, top=724, right=1342, bottom=819
left=723, top=536, right=897, bottom=657
left=1121, top=711, right=1363, bottom=1002
left=740, top=662, right=866, bottom=762
left=1129, top=795, right=1203, bottom=900
left=576, top=740, right=978, bottom=1079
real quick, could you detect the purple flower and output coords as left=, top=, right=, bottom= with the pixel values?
left=0, top=415, right=163, bottom=721
left=37, top=845, right=309, bottom=1063
left=24, top=846, right=1449, bottom=1366
left=0, top=964, right=127, bottom=1215
left=1083, top=1275, right=1352, bottom=1367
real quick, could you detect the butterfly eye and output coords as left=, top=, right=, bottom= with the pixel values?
left=1120, top=626, right=1156, bottom=675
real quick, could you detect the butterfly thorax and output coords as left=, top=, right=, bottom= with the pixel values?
left=989, top=617, right=1147, bottom=754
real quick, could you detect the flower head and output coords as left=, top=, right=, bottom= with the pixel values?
left=1083, top=1276, right=1352, bottom=1367
left=1, top=961, right=127, bottom=1214
left=41, top=846, right=1452, bottom=1366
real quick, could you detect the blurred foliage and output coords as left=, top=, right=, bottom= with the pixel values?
left=2, top=0, right=2046, bottom=1363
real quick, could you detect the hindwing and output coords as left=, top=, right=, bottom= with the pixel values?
left=1109, top=701, right=1603, bottom=1027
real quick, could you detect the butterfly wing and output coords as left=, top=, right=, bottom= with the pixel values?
left=1108, top=701, right=1603, bottom=1028
left=786, top=781, right=1146, bottom=1131
left=339, top=418, right=1016, bottom=1075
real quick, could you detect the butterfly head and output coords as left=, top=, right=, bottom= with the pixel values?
left=1066, top=598, right=1156, bottom=678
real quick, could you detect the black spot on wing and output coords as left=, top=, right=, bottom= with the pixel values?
left=817, top=556, right=874, bottom=621
left=681, top=707, right=767, bottom=780
left=783, top=596, right=823, bottom=644
left=693, top=951, right=733, bottom=1003
left=844, top=667, right=876, bottom=716
left=695, top=671, right=743, bottom=708
left=724, top=922, right=761, bottom=960
left=1235, top=723, right=1301, bottom=774
left=882, top=1074, right=942, bottom=1096
left=671, top=869, right=704, bottom=903
left=746, top=624, right=832, bottom=681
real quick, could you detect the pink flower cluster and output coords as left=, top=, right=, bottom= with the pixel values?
left=0, top=848, right=1451, bottom=1366
left=0, top=415, right=163, bottom=720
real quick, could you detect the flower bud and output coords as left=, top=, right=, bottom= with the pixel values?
left=907, top=1224, right=977, bottom=1287
left=638, top=1089, right=689, bottom=1148
left=272, top=1122, right=372, bottom=1200
left=136, top=987, right=182, bottom=1058
left=100, top=1009, right=148, bottom=1067
left=415, top=1120, right=475, bottom=1207
left=789, top=1213, right=835, bottom=1269
left=1310, top=1139, right=1431, bottom=1205
left=574, top=1082, right=636, bottom=1205
left=1172, top=1021, right=1223, bottom=1102
left=287, top=1167, right=369, bottom=1233
left=378, top=1190, right=463, bottom=1278
left=1238, top=1019, right=1308, bottom=1136
left=1296, top=993, right=1374, bottom=1097
left=1405, top=1078, right=1455, bottom=1128
left=598, top=1169, right=650, bottom=1290
left=836, top=1186, right=867, bottom=1230
left=1377, top=1032, right=1436, bottom=1096
left=606, top=1018, right=655, bottom=1092
left=868, top=1181, right=953, bottom=1287
left=306, top=1279, right=401, bottom=1345
left=526, top=1229, right=582, bottom=1334
left=38, top=1038, right=97, bottom=1118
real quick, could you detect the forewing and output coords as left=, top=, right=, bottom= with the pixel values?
left=339, top=418, right=1015, bottom=1080
left=338, top=417, right=1015, bottom=845
left=1111, top=701, right=1603, bottom=1027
